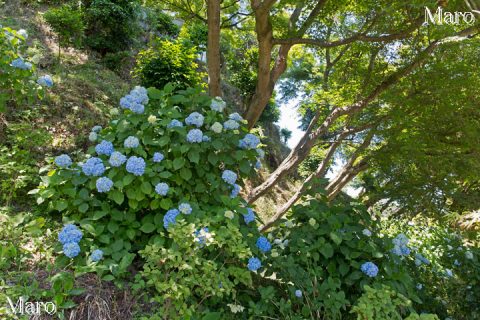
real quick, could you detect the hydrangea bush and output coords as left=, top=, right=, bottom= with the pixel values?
left=257, top=194, right=417, bottom=319
left=380, top=217, right=480, bottom=319
left=37, top=84, right=269, bottom=314
left=0, top=26, right=50, bottom=112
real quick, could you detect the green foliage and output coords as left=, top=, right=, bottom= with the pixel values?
left=82, top=0, right=140, bottom=54
left=102, top=50, right=131, bottom=73
left=0, top=118, right=51, bottom=206
left=134, top=39, right=204, bottom=90
left=178, top=21, right=208, bottom=49
left=0, top=26, right=43, bottom=112
left=351, top=285, right=438, bottom=320
left=152, top=11, right=180, bottom=38
left=43, top=5, right=84, bottom=50
left=262, top=195, right=417, bottom=319
left=380, top=217, right=480, bottom=319
left=37, top=85, right=262, bottom=285
left=258, top=101, right=280, bottom=124
left=226, top=46, right=258, bottom=100
left=136, top=218, right=253, bottom=317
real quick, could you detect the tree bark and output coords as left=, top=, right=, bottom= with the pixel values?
left=207, top=0, right=222, bottom=97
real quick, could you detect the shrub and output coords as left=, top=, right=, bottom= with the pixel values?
left=262, top=195, right=418, bottom=319
left=153, top=11, right=180, bottom=38
left=134, top=39, right=204, bottom=90
left=0, top=26, right=44, bottom=112
left=351, top=284, right=439, bottom=320
left=36, top=85, right=266, bottom=316
left=380, top=217, right=480, bottom=319
left=82, top=0, right=140, bottom=55
left=179, top=21, right=207, bottom=50
left=43, top=5, right=84, bottom=57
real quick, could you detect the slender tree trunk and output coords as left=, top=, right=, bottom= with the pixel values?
left=326, top=161, right=369, bottom=201
left=260, top=124, right=374, bottom=231
left=207, top=0, right=221, bottom=97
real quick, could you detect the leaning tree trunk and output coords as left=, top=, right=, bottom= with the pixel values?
left=207, top=0, right=221, bottom=97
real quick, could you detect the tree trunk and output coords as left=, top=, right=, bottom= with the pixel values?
left=207, top=0, right=221, bottom=97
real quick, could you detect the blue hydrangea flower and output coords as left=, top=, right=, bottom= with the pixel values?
left=247, top=257, right=261, bottom=271
left=63, top=242, right=81, bottom=258
left=223, top=120, right=239, bottom=130
left=11, top=58, right=32, bottom=70
left=89, top=132, right=98, bottom=142
left=96, top=177, right=113, bottom=193
left=119, top=87, right=148, bottom=114
left=37, top=75, right=53, bottom=87
left=243, top=208, right=255, bottom=224
left=90, top=249, right=103, bottom=262
left=126, top=156, right=145, bottom=176
left=167, top=119, right=183, bottom=128
left=230, top=184, right=241, bottom=198
left=82, top=157, right=105, bottom=176
left=185, top=112, right=204, bottom=127
left=58, top=224, right=83, bottom=245
left=155, top=182, right=169, bottom=196
left=124, top=136, right=140, bottom=148
left=295, top=290, right=302, bottom=298
left=194, top=227, right=211, bottom=246
left=361, top=262, right=379, bottom=277
left=153, top=152, right=164, bottom=163
left=55, top=154, right=72, bottom=168
left=179, top=203, right=192, bottom=214
left=415, top=253, right=430, bottom=266
left=95, top=140, right=114, bottom=156
left=393, top=233, right=408, bottom=246
left=202, top=135, right=211, bottom=142
left=256, top=236, right=272, bottom=253
left=222, top=170, right=237, bottom=185
left=109, top=151, right=127, bottom=167
left=229, top=113, right=243, bottom=122
left=239, top=133, right=260, bottom=149
left=164, top=209, right=180, bottom=229
left=391, top=233, right=410, bottom=256
left=187, top=129, right=203, bottom=143
left=255, top=160, right=262, bottom=169
left=210, top=96, right=226, bottom=112
left=362, top=229, right=372, bottom=237
left=256, top=148, right=265, bottom=158
left=130, top=86, right=149, bottom=104
left=91, top=125, right=102, bottom=133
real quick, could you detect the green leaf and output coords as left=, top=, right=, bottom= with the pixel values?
left=140, top=222, right=155, bottom=233
left=208, top=152, right=218, bottom=165
left=188, top=150, right=200, bottom=163
left=141, top=182, right=152, bottom=194
left=55, top=200, right=68, bottom=212
left=109, top=190, right=124, bottom=205
left=107, top=221, right=119, bottom=233
left=180, top=168, right=192, bottom=180
left=126, top=229, right=136, bottom=240
left=330, top=232, right=343, bottom=245
left=160, top=198, right=173, bottom=210
left=92, top=211, right=108, bottom=220
left=123, top=174, right=134, bottom=186
left=173, top=158, right=185, bottom=170
left=239, top=160, right=251, bottom=174
left=320, top=243, right=334, bottom=259
left=78, top=203, right=89, bottom=213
